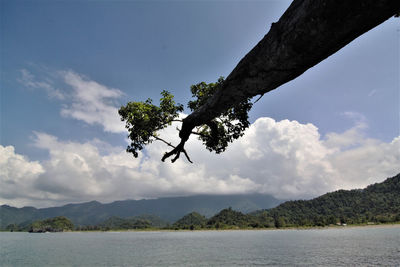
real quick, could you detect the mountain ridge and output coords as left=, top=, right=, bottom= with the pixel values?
left=0, top=194, right=282, bottom=229
left=2, top=173, right=399, bottom=230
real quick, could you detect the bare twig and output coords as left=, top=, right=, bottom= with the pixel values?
left=253, top=93, right=264, bottom=104
left=153, top=136, right=175, bottom=148
left=191, top=131, right=208, bottom=138
left=182, top=149, right=193, bottom=163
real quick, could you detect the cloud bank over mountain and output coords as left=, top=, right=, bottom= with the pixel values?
left=1, top=116, right=398, bottom=208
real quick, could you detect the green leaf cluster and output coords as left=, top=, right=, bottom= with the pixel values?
left=119, top=90, right=183, bottom=157
left=119, top=78, right=253, bottom=159
left=188, top=77, right=253, bottom=153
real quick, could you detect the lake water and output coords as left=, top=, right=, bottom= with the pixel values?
left=1, top=226, right=399, bottom=266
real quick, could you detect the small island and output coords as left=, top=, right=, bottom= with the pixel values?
left=28, top=216, right=74, bottom=233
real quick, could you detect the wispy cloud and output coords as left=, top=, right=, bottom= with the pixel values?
left=341, top=111, right=367, bottom=125
left=18, top=69, right=65, bottom=100
left=19, top=68, right=126, bottom=134
left=60, top=70, right=125, bottom=133
left=368, top=89, right=378, bottom=97
left=324, top=111, right=368, bottom=150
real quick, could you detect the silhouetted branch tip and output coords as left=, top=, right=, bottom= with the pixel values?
left=161, top=140, right=193, bottom=163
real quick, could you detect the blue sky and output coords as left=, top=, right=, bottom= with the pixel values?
left=1, top=0, right=399, bottom=208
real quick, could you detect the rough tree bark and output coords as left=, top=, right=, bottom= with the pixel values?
left=163, top=0, right=400, bottom=162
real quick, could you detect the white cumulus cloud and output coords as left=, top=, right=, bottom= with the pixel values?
left=1, top=117, right=399, bottom=208
left=0, top=145, right=45, bottom=207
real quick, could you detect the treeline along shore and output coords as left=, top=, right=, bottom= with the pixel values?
left=2, top=173, right=399, bottom=232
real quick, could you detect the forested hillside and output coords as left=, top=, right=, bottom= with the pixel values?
left=173, top=173, right=400, bottom=229
left=28, top=216, right=74, bottom=233
left=0, top=194, right=281, bottom=229
left=172, top=212, right=207, bottom=230
left=253, top=173, right=400, bottom=227
left=2, top=174, right=399, bottom=231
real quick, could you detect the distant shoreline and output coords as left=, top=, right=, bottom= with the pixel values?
left=109, top=222, right=400, bottom=232
left=2, top=222, right=399, bottom=233
left=59, top=222, right=400, bottom=233
left=275, top=223, right=400, bottom=231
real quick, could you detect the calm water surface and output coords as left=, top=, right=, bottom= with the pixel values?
left=1, top=227, right=399, bottom=266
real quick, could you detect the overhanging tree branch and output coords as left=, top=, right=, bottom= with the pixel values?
left=162, top=0, right=400, bottom=162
